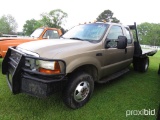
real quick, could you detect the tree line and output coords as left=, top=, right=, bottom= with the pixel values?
left=0, top=14, right=18, bottom=35
left=137, top=23, right=160, bottom=46
left=0, top=9, right=160, bottom=46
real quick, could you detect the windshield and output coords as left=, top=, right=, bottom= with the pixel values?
left=62, top=23, right=109, bottom=41
left=30, top=28, right=44, bottom=38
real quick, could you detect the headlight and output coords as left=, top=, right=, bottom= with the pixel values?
left=17, top=47, right=64, bottom=74
left=39, top=61, right=61, bottom=74
left=25, top=59, right=62, bottom=74
left=16, top=47, right=40, bottom=71
left=25, top=58, right=39, bottom=71
left=39, top=61, right=57, bottom=70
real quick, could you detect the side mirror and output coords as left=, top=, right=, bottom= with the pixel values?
left=117, top=36, right=127, bottom=49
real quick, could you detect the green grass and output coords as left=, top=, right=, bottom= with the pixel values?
left=0, top=52, right=160, bottom=120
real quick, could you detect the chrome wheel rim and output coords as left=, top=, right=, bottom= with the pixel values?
left=145, top=60, right=149, bottom=71
left=74, top=81, right=90, bottom=102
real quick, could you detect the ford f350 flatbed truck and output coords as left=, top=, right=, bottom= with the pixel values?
left=2, top=22, right=157, bottom=109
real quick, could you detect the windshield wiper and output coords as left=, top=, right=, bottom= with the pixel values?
left=69, top=37, right=84, bottom=41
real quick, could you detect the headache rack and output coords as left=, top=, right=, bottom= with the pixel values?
left=2, top=47, right=66, bottom=97
left=128, top=22, right=157, bottom=58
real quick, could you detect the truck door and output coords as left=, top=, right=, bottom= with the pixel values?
left=102, top=25, right=132, bottom=77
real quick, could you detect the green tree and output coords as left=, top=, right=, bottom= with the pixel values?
left=0, top=14, right=18, bottom=34
left=137, top=22, right=160, bottom=46
left=23, top=19, right=42, bottom=36
left=96, top=10, right=120, bottom=23
left=40, top=9, right=68, bottom=28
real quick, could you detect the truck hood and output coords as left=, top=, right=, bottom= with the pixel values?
left=0, top=37, right=37, bottom=41
left=17, top=39, right=93, bottom=58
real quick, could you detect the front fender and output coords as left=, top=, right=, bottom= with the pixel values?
left=66, top=56, right=101, bottom=74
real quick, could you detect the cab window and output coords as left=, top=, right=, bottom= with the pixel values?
left=43, top=30, right=59, bottom=39
left=107, top=25, right=124, bottom=48
left=124, top=27, right=132, bottom=44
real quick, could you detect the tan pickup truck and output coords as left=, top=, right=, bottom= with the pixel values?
left=0, top=27, right=62, bottom=57
left=2, top=22, right=157, bottom=109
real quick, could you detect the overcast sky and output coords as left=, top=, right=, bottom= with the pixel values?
left=0, top=0, right=160, bottom=31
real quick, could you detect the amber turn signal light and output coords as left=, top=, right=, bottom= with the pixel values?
left=39, top=61, right=61, bottom=74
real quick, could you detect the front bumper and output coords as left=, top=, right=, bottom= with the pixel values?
left=2, top=47, right=67, bottom=97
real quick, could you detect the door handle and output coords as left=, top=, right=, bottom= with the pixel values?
left=96, top=53, right=102, bottom=56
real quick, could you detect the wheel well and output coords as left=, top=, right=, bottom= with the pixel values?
left=69, top=65, right=98, bottom=82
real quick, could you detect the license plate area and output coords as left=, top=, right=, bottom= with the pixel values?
left=21, top=78, right=48, bottom=97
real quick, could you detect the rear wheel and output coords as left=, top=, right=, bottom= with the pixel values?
left=139, top=57, right=149, bottom=72
left=133, top=57, right=149, bottom=72
left=62, top=72, right=94, bottom=109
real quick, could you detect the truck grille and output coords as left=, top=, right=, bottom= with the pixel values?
left=1, top=47, right=25, bottom=94
left=9, top=50, right=22, bottom=70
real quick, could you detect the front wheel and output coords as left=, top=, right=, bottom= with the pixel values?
left=62, top=72, right=94, bottom=109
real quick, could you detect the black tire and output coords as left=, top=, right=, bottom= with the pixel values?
left=133, top=57, right=149, bottom=72
left=133, top=57, right=139, bottom=71
left=62, top=72, right=94, bottom=109
left=139, top=57, right=149, bottom=72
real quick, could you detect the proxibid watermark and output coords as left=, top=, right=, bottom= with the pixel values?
left=126, top=109, right=156, bottom=117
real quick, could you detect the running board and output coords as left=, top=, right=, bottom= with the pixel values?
left=97, top=68, right=130, bottom=83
